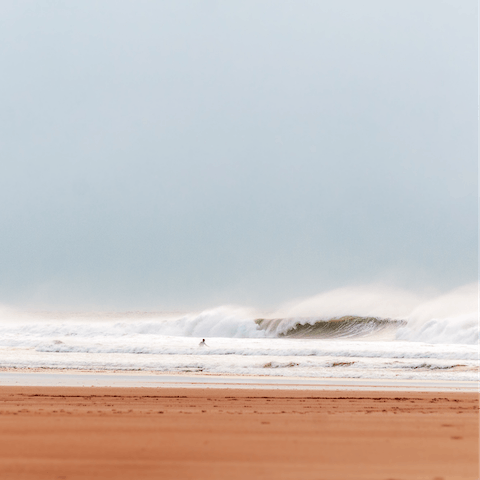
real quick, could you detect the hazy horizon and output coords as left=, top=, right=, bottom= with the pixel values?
left=0, top=1, right=477, bottom=311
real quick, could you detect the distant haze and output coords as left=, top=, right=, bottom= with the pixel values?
left=0, top=0, right=477, bottom=310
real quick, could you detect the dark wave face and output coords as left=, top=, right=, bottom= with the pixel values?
left=254, top=316, right=407, bottom=339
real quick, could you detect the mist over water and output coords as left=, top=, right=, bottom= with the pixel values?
left=0, top=283, right=477, bottom=383
left=269, top=283, right=478, bottom=345
left=0, top=283, right=477, bottom=343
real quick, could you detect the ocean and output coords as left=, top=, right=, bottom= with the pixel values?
left=0, top=285, right=477, bottom=384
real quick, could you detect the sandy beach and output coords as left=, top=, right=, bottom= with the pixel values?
left=0, top=386, right=477, bottom=480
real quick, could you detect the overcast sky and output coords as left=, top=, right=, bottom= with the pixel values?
left=0, top=0, right=477, bottom=310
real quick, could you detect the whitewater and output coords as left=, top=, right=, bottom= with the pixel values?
left=0, top=284, right=478, bottom=383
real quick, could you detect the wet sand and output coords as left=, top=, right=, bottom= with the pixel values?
left=0, top=386, right=477, bottom=480
left=0, top=369, right=477, bottom=391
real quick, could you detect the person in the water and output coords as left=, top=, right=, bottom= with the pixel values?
left=199, top=339, right=207, bottom=347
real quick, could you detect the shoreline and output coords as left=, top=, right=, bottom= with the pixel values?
left=0, top=368, right=477, bottom=391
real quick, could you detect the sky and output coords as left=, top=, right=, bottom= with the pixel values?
left=0, top=0, right=477, bottom=311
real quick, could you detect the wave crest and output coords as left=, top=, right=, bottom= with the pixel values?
left=255, top=316, right=405, bottom=339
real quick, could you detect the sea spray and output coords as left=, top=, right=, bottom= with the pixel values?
left=0, top=284, right=477, bottom=381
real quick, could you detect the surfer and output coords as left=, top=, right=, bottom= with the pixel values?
left=199, top=339, right=208, bottom=347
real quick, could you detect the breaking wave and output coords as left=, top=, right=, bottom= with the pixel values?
left=0, top=285, right=477, bottom=381
left=0, top=283, right=477, bottom=345
left=255, top=316, right=405, bottom=339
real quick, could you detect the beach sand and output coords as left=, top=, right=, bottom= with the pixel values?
left=0, top=386, right=477, bottom=480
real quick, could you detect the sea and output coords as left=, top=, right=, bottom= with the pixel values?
left=0, top=284, right=478, bottom=384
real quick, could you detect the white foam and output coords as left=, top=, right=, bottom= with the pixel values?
left=396, top=312, right=478, bottom=345
left=0, top=284, right=477, bottom=381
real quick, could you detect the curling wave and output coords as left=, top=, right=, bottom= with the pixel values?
left=255, top=316, right=406, bottom=339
